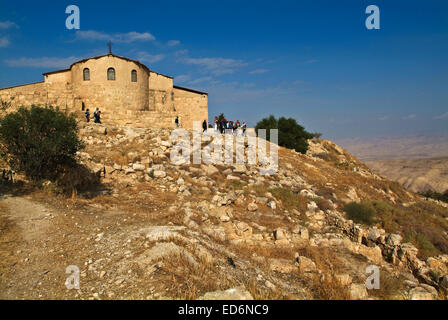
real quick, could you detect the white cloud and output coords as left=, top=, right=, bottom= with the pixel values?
left=76, top=30, right=155, bottom=43
left=174, top=49, right=188, bottom=57
left=136, top=51, right=165, bottom=64
left=249, top=69, right=269, bottom=74
left=434, top=112, right=448, bottom=120
left=378, top=116, right=389, bottom=121
left=182, top=57, right=247, bottom=75
left=188, top=76, right=212, bottom=85
left=0, top=37, right=10, bottom=48
left=0, top=21, right=18, bottom=29
left=167, top=40, right=180, bottom=47
left=175, top=74, right=191, bottom=83
left=403, top=114, right=417, bottom=120
left=4, top=56, right=80, bottom=68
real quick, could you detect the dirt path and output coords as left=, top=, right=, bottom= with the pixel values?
left=0, top=195, right=59, bottom=299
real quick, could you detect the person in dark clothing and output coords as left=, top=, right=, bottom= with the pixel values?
left=85, top=109, right=90, bottom=122
left=175, top=116, right=179, bottom=128
left=202, top=120, right=207, bottom=133
left=221, top=119, right=226, bottom=134
left=94, top=109, right=102, bottom=124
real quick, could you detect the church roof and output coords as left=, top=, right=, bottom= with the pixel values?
left=71, top=54, right=152, bottom=72
left=41, top=53, right=208, bottom=95
left=174, top=85, right=208, bottom=96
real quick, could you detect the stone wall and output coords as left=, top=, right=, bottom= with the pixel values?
left=173, top=87, right=208, bottom=130
left=70, top=55, right=150, bottom=122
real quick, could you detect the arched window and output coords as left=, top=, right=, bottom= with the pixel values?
left=107, top=67, right=115, bottom=81
left=131, top=70, right=137, bottom=82
left=83, top=68, right=90, bottom=81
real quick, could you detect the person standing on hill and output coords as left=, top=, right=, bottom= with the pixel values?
left=94, top=110, right=102, bottom=124
left=202, top=120, right=207, bottom=133
left=175, top=116, right=179, bottom=128
left=85, top=109, right=90, bottom=122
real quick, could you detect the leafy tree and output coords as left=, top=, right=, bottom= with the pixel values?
left=217, top=113, right=226, bottom=123
left=255, top=115, right=313, bottom=154
left=0, top=105, right=85, bottom=181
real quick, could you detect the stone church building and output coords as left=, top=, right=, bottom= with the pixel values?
left=0, top=53, right=208, bottom=129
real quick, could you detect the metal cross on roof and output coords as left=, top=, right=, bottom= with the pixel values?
left=108, top=41, right=112, bottom=54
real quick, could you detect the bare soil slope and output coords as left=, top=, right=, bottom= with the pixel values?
left=1, top=124, right=447, bottom=300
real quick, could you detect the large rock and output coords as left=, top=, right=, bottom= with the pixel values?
left=247, top=202, right=258, bottom=212
left=273, top=228, right=287, bottom=241
left=198, top=286, right=253, bottom=300
left=292, top=225, right=309, bottom=240
left=356, top=245, right=383, bottom=264
left=153, top=170, right=167, bottom=178
left=306, top=201, right=318, bottom=213
left=132, top=163, right=146, bottom=171
left=409, top=287, right=435, bottom=300
left=386, top=234, right=402, bottom=246
left=296, top=256, right=317, bottom=273
left=269, top=259, right=296, bottom=274
left=440, top=275, right=448, bottom=289
left=232, top=164, right=247, bottom=174
left=349, top=283, right=368, bottom=300
left=201, top=164, right=219, bottom=176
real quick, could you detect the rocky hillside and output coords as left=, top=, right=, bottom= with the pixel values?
left=1, top=122, right=447, bottom=300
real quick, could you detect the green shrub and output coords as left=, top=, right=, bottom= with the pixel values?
left=0, top=105, right=85, bottom=181
left=255, top=115, right=313, bottom=154
left=419, top=189, right=448, bottom=203
left=403, top=231, right=438, bottom=259
left=344, top=202, right=376, bottom=225
left=372, top=200, right=394, bottom=213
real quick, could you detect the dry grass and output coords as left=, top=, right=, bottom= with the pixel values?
left=368, top=272, right=405, bottom=300
left=269, top=187, right=307, bottom=212
left=308, top=274, right=351, bottom=300
left=296, top=246, right=351, bottom=300
left=371, top=200, right=448, bottom=258
left=158, top=252, right=237, bottom=300
left=245, top=277, right=291, bottom=300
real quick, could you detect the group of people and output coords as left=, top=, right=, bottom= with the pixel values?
left=174, top=116, right=247, bottom=137
left=213, top=117, right=247, bottom=136
left=85, top=108, right=102, bottom=124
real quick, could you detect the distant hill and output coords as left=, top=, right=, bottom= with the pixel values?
left=365, top=157, right=448, bottom=193
left=337, top=135, right=448, bottom=193
left=336, top=135, right=448, bottom=162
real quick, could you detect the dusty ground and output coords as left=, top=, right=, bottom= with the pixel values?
left=0, top=186, right=305, bottom=300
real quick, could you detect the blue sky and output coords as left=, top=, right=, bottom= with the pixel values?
left=0, top=0, right=447, bottom=139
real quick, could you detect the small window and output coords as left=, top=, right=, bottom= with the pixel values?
left=107, top=67, right=115, bottom=81
left=83, top=68, right=90, bottom=81
left=131, top=70, right=137, bottom=82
